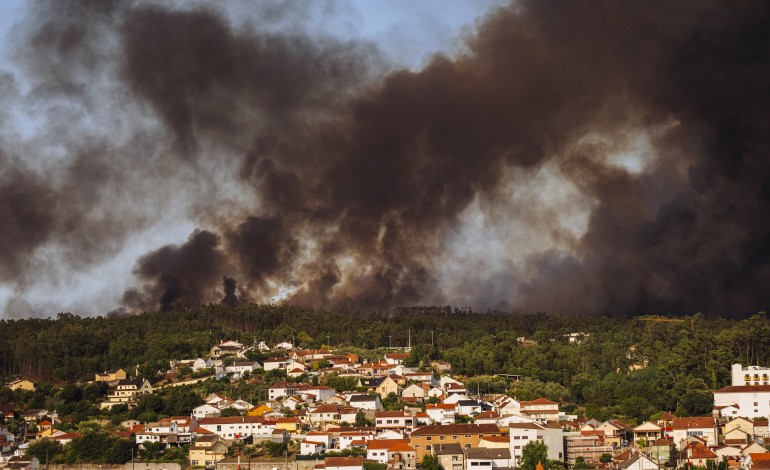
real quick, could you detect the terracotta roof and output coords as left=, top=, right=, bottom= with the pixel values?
left=689, top=443, right=717, bottom=459
left=672, top=417, right=715, bottom=430
left=481, top=435, right=510, bottom=443
left=324, top=457, right=364, bottom=467
left=375, top=411, right=409, bottom=418
left=716, top=385, right=770, bottom=393
left=389, top=442, right=415, bottom=452
left=367, top=439, right=409, bottom=450
left=411, top=424, right=500, bottom=436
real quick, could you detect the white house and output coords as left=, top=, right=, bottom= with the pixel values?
left=225, top=361, right=262, bottom=378
left=671, top=417, right=718, bottom=448
left=618, top=454, right=659, bottom=470
left=714, top=385, right=770, bottom=419
left=349, top=394, right=382, bottom=411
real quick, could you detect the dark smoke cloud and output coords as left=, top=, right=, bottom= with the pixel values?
left=3, top=0, right=770, bottom=317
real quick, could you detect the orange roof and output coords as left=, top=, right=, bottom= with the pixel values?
left=367, top=439, right=409, bottom=450
left=389, top=442, right=415, bottom=452
left=481, top=435, right=510, bottom=443
left=750, top=454, right=770, bottom=461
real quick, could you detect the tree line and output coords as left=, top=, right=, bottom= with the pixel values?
left=2, top=305, right=770, bottom=421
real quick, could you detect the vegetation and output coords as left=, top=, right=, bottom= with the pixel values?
left=520, top=441, right=549, bottom=470
left=2, top=305, right=769, bottom=422
left=421, top=455, right=444, bottom=470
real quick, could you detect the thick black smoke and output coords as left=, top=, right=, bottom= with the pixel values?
left=3, top=0, right=770, bottom=317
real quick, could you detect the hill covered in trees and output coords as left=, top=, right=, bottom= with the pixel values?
left=2, top=305, right=769, bottom=420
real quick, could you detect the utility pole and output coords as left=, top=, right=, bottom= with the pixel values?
left=431, top=331, right=434, bottom=347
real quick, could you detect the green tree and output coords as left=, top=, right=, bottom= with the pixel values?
left=26, top=439, right=64, bottom=463
left=600, top=454, right=613, bottom=463
left=421, top=455, right=444, bottom=470
left=520, top=441, right=549, bottom=470
left=264, top=441, right=288, bottom=457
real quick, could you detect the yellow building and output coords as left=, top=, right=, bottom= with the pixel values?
left=410, top=424, right=502, bottom=461
left=275, top=417, right=300, bottom=433
left=95, top=368, right=127, bottom=383
left=247, top=404, right=272, bottom=417
left=358, top=376, right=399, bottom=399
left=189, top=435, right=228, bottom=468
left=7, top=379, right=35, bottom=391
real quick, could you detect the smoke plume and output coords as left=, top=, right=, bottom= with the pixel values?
left=2, top=0, right=770, bottom=317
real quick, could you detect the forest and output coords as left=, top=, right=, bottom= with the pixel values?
left=2, top=304, right=770, bottom=421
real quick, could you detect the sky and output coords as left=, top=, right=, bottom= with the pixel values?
left=2, top=0, right=770, bottom=319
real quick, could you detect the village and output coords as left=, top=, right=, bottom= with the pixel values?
left=3, top=340, right=770, bottom=470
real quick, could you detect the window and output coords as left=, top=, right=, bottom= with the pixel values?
left=426, top=445, right=432, bottom=451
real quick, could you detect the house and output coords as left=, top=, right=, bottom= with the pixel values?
left=597, top=419, right=630, bottom=448
left=519, top=398, right=559, bottom=422
left=99, top=378, right=153, bottom=410
left=455, top=400, right=485, bottom=417
left=410, top=424, right=503, bottom=460
left=95, top=368, right=127, bottom=383
left=463, top=447, right=512, bottom=470
left=339, top=432, right=373, bottom=450
left=189, top=435, right=228, bottom=467
left=366, top=439, right=410, bottom=464
left=300, top=432, right=333, bottom=455
left=679, top=442, right=718, bottom=467
left=426, top=404, right=456, bottom=425
left=618, top=453, right=659, bottom=470
left=632, top=421, right=663, bottom=447
left=725, top=417, right=754, bottom=436
left=21, top=409, right=49, bottom=423
left=375, top=411, right=415, bottom=434
left=210, top=340, right=246, bottom=358
left=349, top=394, right=382, bottom=411
left=358, top=376, right=399, bottom=399
left=195, top=416, right=276, bottom=440
left=7, top=379, right=35, bottom=391
left=745, top=453, right=770, bottom=470
left=431, top=361, right=452, bottom=372
left=384, top=353, right=410, bottom=366
left=321, top=456, right=364, bottom=470
left=269, top=381, right=305, bottom=400
left=401, top=384, right=427, bottom=400
left=135, top=421, right=180, bottom=448
left=434, top=443, right=464, bottom=470
left=671, top=417, right=717, bottom=448
left=714, top=385, right=770, bottom=419
left=475, top=411, right=501, bottom=425
left=309, top=405, right=344, bottom=428
left=224, top=361, right=262, bottom=378
left=649, top=439, right=674, bottom=463
left=476, top=435, right=509, bottom=451
left=275, top=417, right=301, bottom=433
left=193, top=404, right=221, bottom=419
left=386, top=442, right=417, bottom=470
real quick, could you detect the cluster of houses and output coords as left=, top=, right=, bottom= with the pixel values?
left=8, top=335, right=770, bottom=470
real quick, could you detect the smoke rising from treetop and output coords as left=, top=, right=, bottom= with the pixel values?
left=1, top=0, right=770, bottom=317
